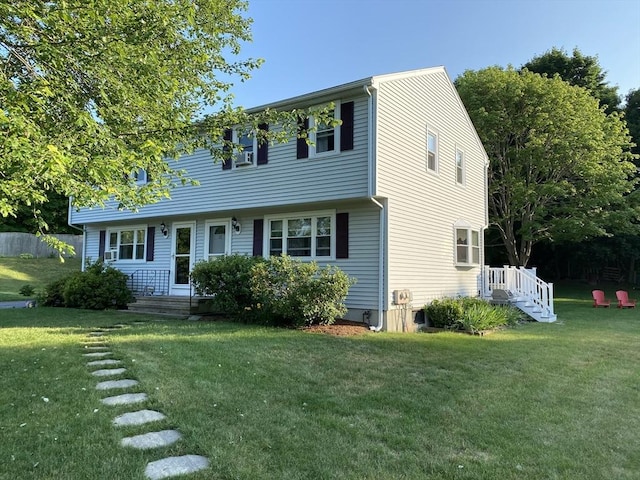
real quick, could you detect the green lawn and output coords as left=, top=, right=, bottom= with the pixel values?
left=1, top=284, right=639, bottom=479
left=0, top=257, right=82, bottom=301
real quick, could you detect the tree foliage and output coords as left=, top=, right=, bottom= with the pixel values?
left=522, top=47, right=621, bottom=114
left=625, top=88, right=640, bottom=157
left=456, top=67, right=636, bottom=266
left=1, top=0, right=330, bottom=252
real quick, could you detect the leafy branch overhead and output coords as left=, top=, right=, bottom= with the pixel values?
left=0, top=0, right=334, bottom=253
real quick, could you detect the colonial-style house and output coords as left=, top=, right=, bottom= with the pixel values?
left=69, top=66, right=555, bottom=331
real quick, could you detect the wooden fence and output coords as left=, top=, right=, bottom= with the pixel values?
left=0, top=232, right=83, bottom=258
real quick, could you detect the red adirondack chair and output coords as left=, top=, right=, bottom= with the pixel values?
left=615, top=290, right=636, bottom=308
left=592, top=290, right=611, bottom=308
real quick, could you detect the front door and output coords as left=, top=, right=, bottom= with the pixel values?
left=170, top=222, right=196, bottom=295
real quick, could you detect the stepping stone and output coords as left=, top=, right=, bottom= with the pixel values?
left=88, top=331, right=106, bottom=336
left=113, top=409, right=165, bottom=427
left=101, top=393, right=148, bottom=406
left=91, top=368, right=127, bottom=377
left=83, top=352, right=112, bottom=357
left=121, top=430, right=181, bottom=449
left=87, top=359, right=121, bottom=367
left=84, top=346, right=109, bottom=350
left=145, top=455, right=209, bottom=480
left=96, top=379, right=139, bottom=390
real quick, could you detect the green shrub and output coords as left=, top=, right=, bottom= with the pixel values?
left=190, top=254, right=264, bottom=317
left=19, top=284, right=35, bottom=297
left=19, top=253, right=34, bottom=259
left=251, top=255, right=354, bottom=327
left=424, top=298, right=464, bottom=329
left=38, top=276, right=70, bottom=307
left=54, top=261, right=133, bottom=310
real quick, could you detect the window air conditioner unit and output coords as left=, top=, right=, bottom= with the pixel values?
left=235, top=151, right=254, bottom=166
left=104, top=250, right=118, bottom=262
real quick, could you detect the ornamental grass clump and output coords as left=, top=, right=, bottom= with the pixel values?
left=424, top=297, right=522, bottom=333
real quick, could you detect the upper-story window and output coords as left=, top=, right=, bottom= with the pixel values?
left=222, top=123, right=269, bottom=170
left=107, top=226, right=146, bottom=261
left=266, top=211, right=335, bottom=259
left=455, top=148, right=464, bottom=185
left=297, top=101, right=354, bottom=160
left=311, top=107, right=339, bottom=157
left=233, top=131, right=257, bottom=168
left=427, top=129, right=438, bottom=173
left=129, top=168, right=148, bottom=185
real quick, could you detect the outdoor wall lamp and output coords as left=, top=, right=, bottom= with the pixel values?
left=231, top=217, right=241, bottom=234
left=160, top=222, right=169, bottom=238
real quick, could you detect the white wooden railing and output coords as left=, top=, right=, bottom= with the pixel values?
left=482, top=265, right=556, bottom=322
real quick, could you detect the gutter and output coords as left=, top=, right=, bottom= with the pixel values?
left=364, top=84, right=385, bottom=332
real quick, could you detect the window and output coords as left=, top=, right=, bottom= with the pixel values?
left=108, top=227, right=146, bottom=261
left=128, top=168, right=148, bottom=185
left=427, top=129, right=438, bottom=172
left=204, top=221, right=230, bottom=260
left=455, top=148, right=464, bottom=184
left=234, top=131, right=256, bottom=167
left=455, top=227, right=480, bottom=265
left=266, top=212, right=335, bottom=259
left=310, top=106, right=340, bottom=157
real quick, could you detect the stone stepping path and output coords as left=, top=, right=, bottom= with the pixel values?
left=91, top=368, right=127, bottom=377
left=101, top=392, right=148, bottom=406
left=87, top=359, right=121, bottom=367
left=83, top=324, right=209, bottom=478
left=113, top=409, right=165, bottom=427
left=145, top=455, right=210, bottom=480
left=121, top=430, right=182, bottom=449
left=96, top=379, right=139, bottom=390
left=83, top=351, right=112, bottom=358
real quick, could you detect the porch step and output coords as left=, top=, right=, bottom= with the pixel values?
left=126, top=296, right=197, bottom=316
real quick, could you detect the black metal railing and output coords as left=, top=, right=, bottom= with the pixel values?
left=128, top=270, right=170, bottom=296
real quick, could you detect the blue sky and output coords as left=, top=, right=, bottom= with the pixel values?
left=227, top=0, right=640, bottom=108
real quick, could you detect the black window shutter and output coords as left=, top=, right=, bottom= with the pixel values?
left=222, top=128, right=233, bottom=170
left=146, top=226, right=155, bottom=261
left=98, top=230, right=106, bottom=259
left=253, top=219, right=264, bottom=257
left=257, top=123, right=269, bottom=165
left=296, top=117, right=309, bottom=159
left=340, top=101, right=354, bottom=151
left=336, top=213, right=349, bottom=259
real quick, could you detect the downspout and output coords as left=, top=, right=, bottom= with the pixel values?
left=365, top=83, right=385, bottom=332
left=482, top=156, right=490, bottom=298
left=67, top=197, right=87, bottom=271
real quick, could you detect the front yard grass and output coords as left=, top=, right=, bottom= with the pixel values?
left=0, top=257, right=82, bottom=301
left=1, top=284, right=639, bottom=479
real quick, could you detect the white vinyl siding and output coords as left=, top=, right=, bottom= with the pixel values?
left=375, top=68, right=488, bottom=305
left=70, top=98, right=369, bottom=225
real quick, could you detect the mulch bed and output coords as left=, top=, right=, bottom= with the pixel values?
left=302, top=320, right=371, bottom=336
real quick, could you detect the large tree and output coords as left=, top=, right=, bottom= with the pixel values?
left=456, top=67, right=636, bottom=266
left=625, top=88, right=640, bottom=158
left=1, top=0, right=315, bottom=254
left=523, top=47, right=621, bottom=114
